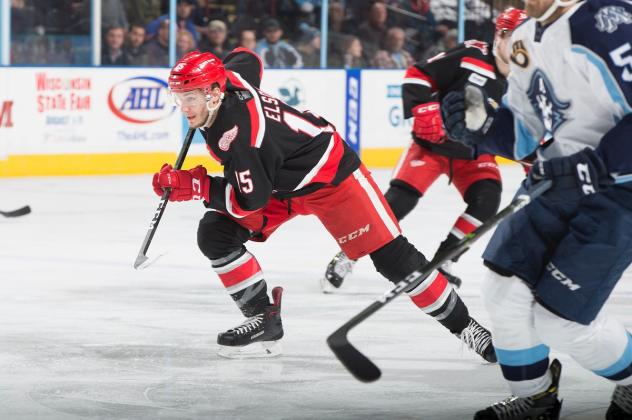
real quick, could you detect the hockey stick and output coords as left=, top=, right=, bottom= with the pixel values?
left=133, top=128, right=196, bottom=269
left=327, top=179, right=553, bottom=382
left=0, top=205, right=31, bottom=217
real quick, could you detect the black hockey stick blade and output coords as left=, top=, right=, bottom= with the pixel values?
left=133, top=128, right=195, bottom=270
left=327, top=301, right=386, bottom=382
left=0, top=205, right=31, bottom=217
left=327, top=180, right=552, bottom=382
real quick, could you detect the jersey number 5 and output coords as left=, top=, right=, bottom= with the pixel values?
left=236, top=170, right=253, bottom=194
left=610, top=43, right=632, bottom=82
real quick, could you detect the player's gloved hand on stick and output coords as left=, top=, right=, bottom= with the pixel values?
left=412, top=102, right=445, bottom=143
left=152, top=163, right=211, bottom=202
left=529, top=148, right=612, bottom=202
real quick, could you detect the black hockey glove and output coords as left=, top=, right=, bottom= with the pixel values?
left=441, top=90, right=468, bottom=142
left=529, top=148, right=612, bottom=203
left=442, top=85, right=499, bottom=146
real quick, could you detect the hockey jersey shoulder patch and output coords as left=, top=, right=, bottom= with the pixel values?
left=219, top=124, right=239, bottom=151
left=595, top=5, right=632, bottom=33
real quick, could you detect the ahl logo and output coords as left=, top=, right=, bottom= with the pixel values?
left=107, top=76, right=175, bottom=124
left=0, top=101, right=13, bottom=128
left=595, top=6, right=632, bottom=33
left=527, top=69, right=570, bottom=135
left=278, top=79, right=305, bottom=107
left=218, top=125, right=239, bottom=151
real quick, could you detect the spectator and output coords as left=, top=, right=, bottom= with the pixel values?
left=146, top=0, right=200, bottom=46
left=430, top=0, right=493, bottom=41
left=102, top=0, right=128, bottom=31
left=199, top=20, right=229, bottom=59
left=294, top=0, right=321, bottom=30
left=237, top=29, right=257, bottom=51
left=255, top=18, right=303, bottom=69
left=102, top=26, right=129, bottom=65
left=124, top=24, right=148, bottom=65
left=177, top=29, right=196, bottom=58
left=10, top=0, right=39, bottom=35
left=328, top=35, right=366, bottom=68
left=144, top=18, right=169, bottom=66
left=190, top=0, right=229, bottom=38
left=372, top=27, right=413, bottom=69
left=296, top=26, right=320, bottom=68
left=122, top=0, right=161, bottom=27
left=45, top=0, right=90, bottom=35
left=356, top=2, right=389, bottom=60
left=442, top=28, right=459, bottom=50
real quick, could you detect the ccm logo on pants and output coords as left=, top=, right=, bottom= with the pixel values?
left=338, top=224, right=370, bottom=244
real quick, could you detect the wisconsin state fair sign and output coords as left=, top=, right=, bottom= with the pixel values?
left=107, top=76, right=175, bottom=124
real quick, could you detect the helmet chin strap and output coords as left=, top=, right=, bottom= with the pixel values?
left=203, top=93, right=224, bottom=127
left=534, top=0, right=579, bottom=22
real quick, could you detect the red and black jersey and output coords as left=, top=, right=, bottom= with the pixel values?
left=202, top=48, right=360, bottom=219
left=403, top=40, right=507, bottom=159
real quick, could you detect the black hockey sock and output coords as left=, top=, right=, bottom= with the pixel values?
left=384, top=182, right=422, bottom=221
left=211, top=248, right=271, bottom=318
left=435, top=233, right=462, bottom=262
left=229, top=282, right=271, bottom=317
left=428, top=290, right=470, bottom=334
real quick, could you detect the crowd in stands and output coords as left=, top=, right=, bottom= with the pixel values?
left=10, top=0, right=508, bottom=68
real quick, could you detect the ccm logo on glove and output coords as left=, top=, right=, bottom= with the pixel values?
left=412, top=102, right=446, bottom=143
left=152, top=163, right=211, bottom=202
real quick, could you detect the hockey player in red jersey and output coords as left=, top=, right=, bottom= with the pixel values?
left=322, top=8, right=527, bottom=291
left=151, top=48, right=497, bottom=361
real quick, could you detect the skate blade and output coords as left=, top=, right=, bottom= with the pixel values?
left=217, top=341, right=282, bottom=359
left=320, top=277, right=337, bottom=294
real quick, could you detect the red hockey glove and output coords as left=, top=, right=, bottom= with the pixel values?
left=152, top=163, right=211, bottom=202
left=412, top=102, right=446, bottom=143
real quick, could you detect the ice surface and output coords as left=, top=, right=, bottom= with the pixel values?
left=1, top=165, right=630, bottom=419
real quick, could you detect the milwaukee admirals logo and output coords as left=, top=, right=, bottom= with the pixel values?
left=527, top=69, right=570, bottom=135
left=595, top=6, right=632, bottom=33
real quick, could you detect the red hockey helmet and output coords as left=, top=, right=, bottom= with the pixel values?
left=495, top=7, right=527, bottom=34
left=168, top=51, right=226, bottom=93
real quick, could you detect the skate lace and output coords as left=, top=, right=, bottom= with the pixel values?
left=231, top=314, right=264, bottom=336
left=332, top=252, right=355, bottom=277
left=459, top=319, right=492, bottom=356
left=490, top=396, right=534, bottom=419
left=613, top=384, right=632, bottom=413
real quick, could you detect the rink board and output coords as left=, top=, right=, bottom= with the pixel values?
left=0, top=67, right=514, bottom=177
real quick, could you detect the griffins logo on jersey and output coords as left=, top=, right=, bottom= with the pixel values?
left=595, top=6, right=632, bottom=33
left=219, top=125, right=239, bottom=151
left=527, top=69, right=570, bottom=135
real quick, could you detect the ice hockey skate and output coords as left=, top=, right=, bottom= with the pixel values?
left=456, top=318, right=497, bottom=363
left=321, top=251, right=356, bottom=293
left=217, top=287, right=284, bottom=359
left=438, top=260, right=462, bottom=288
left=607, top=384, right=632, bottom=420
left=474, top=359, right=563, bottom=420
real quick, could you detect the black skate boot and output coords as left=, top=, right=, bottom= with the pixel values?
left=217, top=287, right=284, bottom=359
left=439, top=260, right=462, bottom=288
left=456, top=318, right=497, bottom=363
left=474, top=359, right=563, bottom=420
left=607, top=384, right=632, bottom=420
left=321, top=251, right=356, bottom=293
